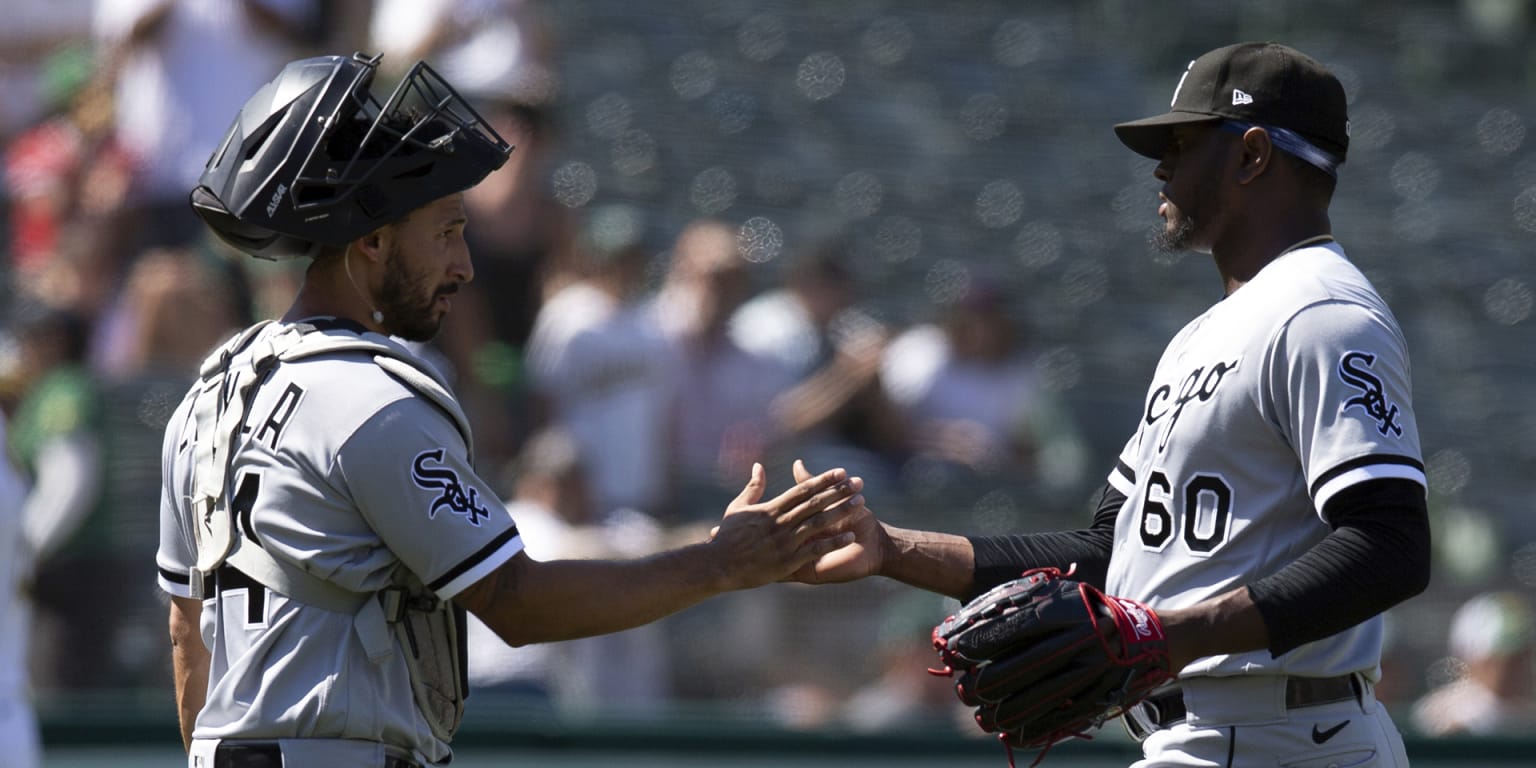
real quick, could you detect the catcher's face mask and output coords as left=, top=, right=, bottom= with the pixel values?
left=192, top=52, right=513, bottom=260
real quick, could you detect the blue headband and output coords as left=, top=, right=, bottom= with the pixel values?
left=1219, top=120, right=1342, bottom=178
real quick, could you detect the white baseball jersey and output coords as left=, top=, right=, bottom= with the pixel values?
left=156, top=320, right=523, bottom=764
left=1104, top=242, right=1424, bottom=680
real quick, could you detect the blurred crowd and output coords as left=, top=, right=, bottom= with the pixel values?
left=0, top=0, right=1534, bottom=749
left=0, top=0, right=1087, bottom=740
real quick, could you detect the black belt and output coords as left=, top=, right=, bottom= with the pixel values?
left=213, top=742, right=421, bottom=768
left=1123, top=674, right=1362, bottom=742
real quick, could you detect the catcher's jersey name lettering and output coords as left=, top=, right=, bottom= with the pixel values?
left=1337, top=351, right=1401, bottom=437
left=1143, top=358, right=1240, bottom=451
left=411, top=448, right=493, bottom=526
left=253, top=383, right=305, bottom=448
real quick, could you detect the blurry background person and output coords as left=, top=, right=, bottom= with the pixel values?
left=652, top=218, right=797, bottom=522
left=880, top=279, right=1087, bottom=517
left=0, top=0, right=92, bottom=144
left=0, top=411, right=41, bottom=768
left=3, top=44, right=132, bottom=297
left=732, top=236, right=908, bottom=503
left=90, top=246, right=248, bottom=380
left=524, top=205, right=676, bottom=520
left=466, top=428, right=670, bottom=713
left=0, top=307, right=111, bottom=691
left=91, top=0, right=319, bottom=252
left=656, top=224, right=913, bottom=710
left=1412, top=591, right=1536, bottom=736
left=367, top=0, right=557, bottom=100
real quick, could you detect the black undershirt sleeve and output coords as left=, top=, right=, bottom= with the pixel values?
left=965, top=483, right=1121, bottom=600
left=1247, top=477, right=1431, bottom=657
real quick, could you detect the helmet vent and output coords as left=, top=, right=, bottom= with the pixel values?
left=243, top=119, right=279, bottom=162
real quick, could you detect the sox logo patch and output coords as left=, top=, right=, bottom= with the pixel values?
left=1338, top=351, right=1402, bottom=437
left=411, top=448, right=492, bottom=526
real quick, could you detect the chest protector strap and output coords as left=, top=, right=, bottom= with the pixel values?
left=189, top=321, right=472, bottom=741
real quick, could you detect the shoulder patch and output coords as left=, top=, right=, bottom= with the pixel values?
left=1337, top=351, right=1402, bottom=437
left=411, top=448, right=492, bottom=526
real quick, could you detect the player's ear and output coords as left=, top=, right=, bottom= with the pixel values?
left=1235, top=126, right=1273, bottom=186
left=353, top=225, right=392, bottom=264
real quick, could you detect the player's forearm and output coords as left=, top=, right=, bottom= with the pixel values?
left=470, top=547, right=734, bottom=645
left=1145, top=482, right=1429, bottom=672
left=465, top=465, right=858, bottom=645
left=1157, top=587, right=1270, bottom=672
left=962, top=484, right=1121, bottom=597
left=1247, top=479, right=1430, bottom=656
left=878, top=525, right=976, bottom=600
left=169, top=596, right=209, bottom=750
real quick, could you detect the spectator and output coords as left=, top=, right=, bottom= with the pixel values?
left=367, top=0, right=558, bottom=105
left=0, top=307, right=111, bottom=690
left=731, top=236, right=908, bottom=493
left=4, top=44, right=133, bottom=286
left=652, top=218, right=797, bottom=521
left=91, top=246, right=248, bottom=379
left=1412, top=591, right=1536, bottom=736
left=0, top=0, right=93, bottom=143
left=91, top=0, right=319, bottom=252
left=466, top=428, right=670, bottom=713
left=881, top=280, right=1087, bottom=504
left=524, top=204, right=675, bottom=519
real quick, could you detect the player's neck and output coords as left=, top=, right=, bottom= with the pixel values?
left=282, top=260, right=386, bottom=334
left=1214, top=213, right=1332, bottom=296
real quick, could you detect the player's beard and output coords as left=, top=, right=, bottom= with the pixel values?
left=377, top=244, right=453, bottom=342
left=1150, top=216, right=1197, bottom=254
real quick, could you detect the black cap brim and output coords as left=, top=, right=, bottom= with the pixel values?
left=1113, top=111, right=1224, bottom=160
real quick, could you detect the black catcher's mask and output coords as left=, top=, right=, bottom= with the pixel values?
left=190, top=52, right=512, bottom=260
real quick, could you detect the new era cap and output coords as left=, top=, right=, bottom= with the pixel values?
left=1114, top=42, right=1349, bottom=164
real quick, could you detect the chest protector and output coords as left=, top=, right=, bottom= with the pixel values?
left=188, top=320, right=472, bottom=742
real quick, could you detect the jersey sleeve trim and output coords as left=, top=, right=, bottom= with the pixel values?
left=1108, top=458, right=1137, bottom=497
left=1311, top=454, right=1426, bottom=510
left=429, top=527, right=523, bottom=599
left=158, top=565, right=194, bottom=598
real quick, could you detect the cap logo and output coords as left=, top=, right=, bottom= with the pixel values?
left=1170, top=59, right=1195, bottom=107
left=1232, top=89, right=1254, bottom=106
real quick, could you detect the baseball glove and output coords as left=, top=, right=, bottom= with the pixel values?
left=930, top=566, right=1173, bottom=767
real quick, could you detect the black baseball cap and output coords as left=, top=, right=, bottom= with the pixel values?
left=1114, top=42, right=1349, bottom=166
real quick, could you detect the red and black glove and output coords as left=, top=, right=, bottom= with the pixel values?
left=931, top=566, right=1173, bottom=766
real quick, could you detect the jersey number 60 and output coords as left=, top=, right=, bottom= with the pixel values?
left=1139, top=470, right=1234, bottom=556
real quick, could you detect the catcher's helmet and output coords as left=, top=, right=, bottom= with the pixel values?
left=190, top=52, right=512, bottom=260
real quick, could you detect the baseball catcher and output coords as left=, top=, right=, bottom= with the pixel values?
left=930, top=566, right=1173, bottom=766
